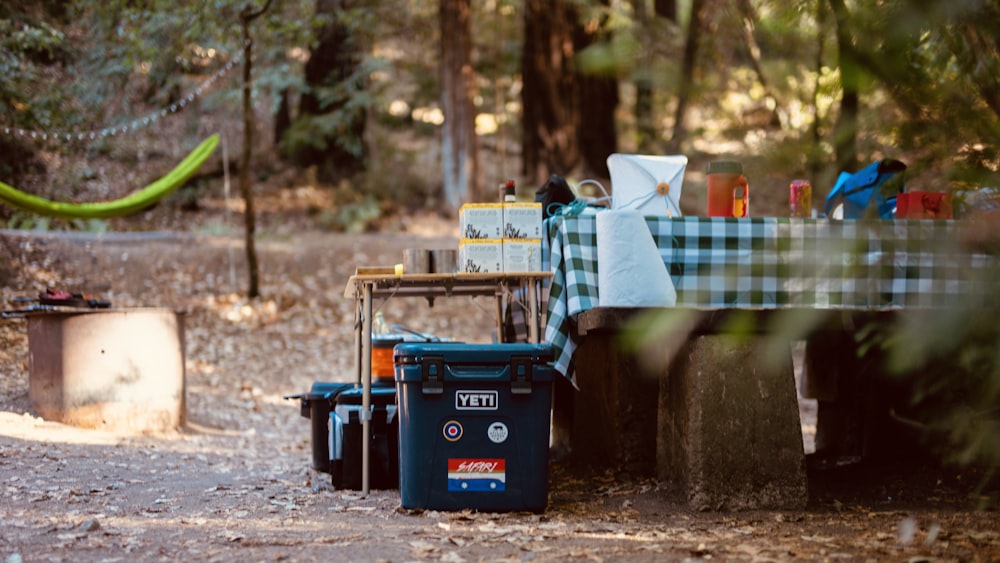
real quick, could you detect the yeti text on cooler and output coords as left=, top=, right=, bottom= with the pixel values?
left=455, top=390, right=499, bottom=410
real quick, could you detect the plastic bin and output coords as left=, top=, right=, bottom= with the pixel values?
left=330, top=386, right=399, bottom=490
left=394, top=342, right=554, bottom=512
left=285, top=382, right=356, bottom=473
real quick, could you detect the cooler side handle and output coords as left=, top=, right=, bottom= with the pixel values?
left=330, top=411, right=344, bottom=461
left=510, top=355, right=532, bottom=395
left=421, top=354, right=445, bottom=394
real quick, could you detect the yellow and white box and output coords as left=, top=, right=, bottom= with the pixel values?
left=459, top=238, right=503, bottom=273
left=503, top=239, right=543, bottom=273
left=502, top=202, right=543, bottom=239
left=459, top=203, right=504, bottom=240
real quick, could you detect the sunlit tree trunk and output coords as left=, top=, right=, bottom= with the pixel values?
left=667, top=0, right=705, bottom=153
left=440, top=0, right=481, bottom=209
left=737, top=0, right=781, bottom=127
left=239, top=0, right=272, bottom=299
left=829, top=0, right=859, bottom=173
left=635, top=0, right=676, bottom=154
left=808, top=0, right=827, bottom=182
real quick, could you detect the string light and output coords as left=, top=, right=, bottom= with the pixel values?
left=2, top=54, right=242, bottom=142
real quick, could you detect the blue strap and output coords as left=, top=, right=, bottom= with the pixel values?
left=546, top=199, right=592, bottom=218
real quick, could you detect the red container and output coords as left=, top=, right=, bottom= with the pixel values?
left=707, top=161, right=749, bottom=217
left=896, top=191, right=953, bottom=220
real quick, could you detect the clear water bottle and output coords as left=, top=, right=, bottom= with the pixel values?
left=373, top=311, right=389, bottom=335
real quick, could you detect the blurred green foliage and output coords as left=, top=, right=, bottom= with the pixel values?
left=281, top=56, right=386, bottom=161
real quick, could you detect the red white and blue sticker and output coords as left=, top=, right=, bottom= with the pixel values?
left=447, top=458, right=506, bottom=492
left=442, top=420, right=463, bottom=442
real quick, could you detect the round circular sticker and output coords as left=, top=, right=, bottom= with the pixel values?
left=487, top=422, right=509, bottom=444
left=442, top=420, right=463, bottom=442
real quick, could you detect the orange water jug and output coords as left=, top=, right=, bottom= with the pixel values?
left=706, top=161, right=749, bottom=217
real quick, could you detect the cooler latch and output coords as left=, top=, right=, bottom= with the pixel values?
left=510, top=355, right=532, bottom=395
left=421, top=354, right=445, bottom=394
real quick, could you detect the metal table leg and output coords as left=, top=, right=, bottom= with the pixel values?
left=494, top=292, right=505, bottom=343
left=527, top=278, right=539, bottom=343
left=354, top=296, right=362, bottom=385
left=361, top=282, right=373, bottom=495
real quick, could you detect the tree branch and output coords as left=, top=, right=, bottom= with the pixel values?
left=241, top=0, right=273, bottom=23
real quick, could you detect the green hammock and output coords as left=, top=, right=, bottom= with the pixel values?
left=0, top=133, right=220, bottom=219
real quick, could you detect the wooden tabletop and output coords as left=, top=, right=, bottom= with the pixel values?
left=344, top=271, right=551, bottom=299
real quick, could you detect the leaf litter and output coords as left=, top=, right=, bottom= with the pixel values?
left=1, top=214, right=999, bottom=561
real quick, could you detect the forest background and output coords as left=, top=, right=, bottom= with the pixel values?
left=2, top=0, right=1000, bottom=484
left=5, top=0, right=1000, bottom=223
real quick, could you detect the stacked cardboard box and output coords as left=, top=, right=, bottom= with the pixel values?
left=458, top=199, right=543, bottom=274
left=501, top=202, right=542, bottom=273
left=459, top=204, right=503, bottom=273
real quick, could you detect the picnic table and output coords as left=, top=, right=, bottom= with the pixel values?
left=542, top=209, right=993, bottom=509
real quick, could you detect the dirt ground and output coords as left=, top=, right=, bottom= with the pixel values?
left=2, top=205, right=1000, bottom=562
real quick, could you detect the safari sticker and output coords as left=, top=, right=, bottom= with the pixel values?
left=447, top=458, right=506, bottom=492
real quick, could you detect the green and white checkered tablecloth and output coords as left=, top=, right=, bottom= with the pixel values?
left=543, top=209, right=993, bottom=379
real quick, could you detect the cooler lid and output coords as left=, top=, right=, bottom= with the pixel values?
left=373, top=335, right=406, bottom=348
left=394, top=342, right=553, bottom=363
left=393, top=342, right=554, bottom=385
left=306, top=381, right=356, bottom=400
left=282, top=381, right=355, bottom=405
left=336, top=385, right=397, bottom=405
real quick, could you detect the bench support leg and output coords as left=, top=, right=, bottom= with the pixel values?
left=569, top=332, right=659, bottom=475
left=657, top=335, right=808, bottom=510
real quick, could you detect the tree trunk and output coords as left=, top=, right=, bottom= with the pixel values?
left=573, top=4, right=618, bottom=178
left=522, top=0, right=618, bottom=184
left=634, top=0, right=656, bottom=154
left=635, top=0, right=676, bottom=155
left=274, top=87, right=291, bottom=147
left=575, top=63, right=618, bottom=179
left=440, top=0, right=481, bottom=209
left=808, top=0, right=826, bottom=182
left=654, top=0, right=676, bottom=20
left=239, top=1, right=272, bottom=299
left=667, top=0, right=705, bottom=153
left=522, top=0, right=581, bottom=186
left=297, top=0, right=366, bottom=184
left=737, top=0, right=781, bottom=127
left=635, top=78, right=656, bottom=153
left=829, top=0, right=859, bottom=173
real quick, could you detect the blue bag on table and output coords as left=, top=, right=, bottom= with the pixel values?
left=824, top=159, right=906, bottom=219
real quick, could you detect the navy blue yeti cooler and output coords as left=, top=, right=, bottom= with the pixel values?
left=329, top=386, right=399, bottom=490
left=284, top=382, right=356, bottom=473
left=393, top=342, right=555, bottom=513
